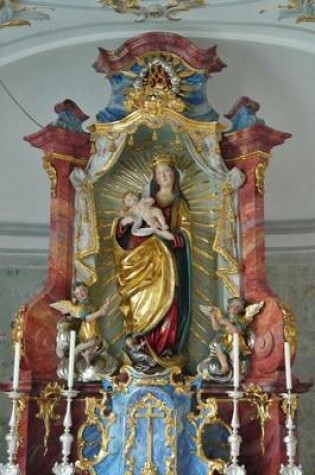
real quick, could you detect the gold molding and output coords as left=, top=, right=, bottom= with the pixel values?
left=43, top=152, right=89, bottom=166
left=244, top=384, right=272, bottom=456
left=35, top=382, right=63, bottom=455
left=43, top=160, right=57, bottom=198
left=225, top=151, right=271, bottom=162
left=89, top=111, right=223, bottom=140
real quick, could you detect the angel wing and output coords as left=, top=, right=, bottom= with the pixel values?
left=244, top=301, right=265, bottom=323
left=50, top=300, right=80, bottom=317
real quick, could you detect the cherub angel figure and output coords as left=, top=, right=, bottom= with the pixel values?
left=120, top=190, right=173, bottom=239
left=51, top=282, right=112, bottom=367
left=198, top=298, right=264, bottom=382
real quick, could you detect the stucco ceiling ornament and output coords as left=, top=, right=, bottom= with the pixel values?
left=99, top=0, right=206, bottom=21
left=278, top=0, right=315, bottom=23
left=0, top=0, right=51, bottom=29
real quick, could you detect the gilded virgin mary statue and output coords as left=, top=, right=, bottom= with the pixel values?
left=112, top=153, right=192, bottom=366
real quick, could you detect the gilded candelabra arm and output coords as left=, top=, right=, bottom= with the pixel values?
left=243, top=384, right=272, bottom=456
left=35, top=383, right=63, bottom=455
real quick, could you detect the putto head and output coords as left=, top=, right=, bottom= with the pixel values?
left=72, top=281, right=89, bottom=302
left=122, top=190, right=141, bottom=208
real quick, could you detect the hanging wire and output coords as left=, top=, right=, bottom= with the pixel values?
left=0, top=77, right=44, bottom=129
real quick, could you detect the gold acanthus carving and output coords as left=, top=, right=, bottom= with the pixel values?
left=43, top=160, right=57, bottom=198
left=244, top=384, right=272, bottom=456
left=76, top=392, right=115, bottom=471
left=188, top=396, right=230, bottom=474
left=279, top=301, right=298, bottom=355
left=125, top=86, right=186, bottom=115
left=255, top=162, right=267, bottom=195
left=11, top=304, right=27, bottom=349
left=35, top=382, right=63, bottom=455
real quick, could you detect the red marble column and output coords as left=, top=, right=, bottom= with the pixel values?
left=23, top=126, right=90, bottom=380
left=220, top=124, right=292, bottom=383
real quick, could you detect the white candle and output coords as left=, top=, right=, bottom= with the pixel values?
left=284, top=341, right=292, bottom=391
left=12, top=341, right=21, bottom=391
left=233, top=333, right=240, bottom=389
left=67, top=331, right=76, bottom=390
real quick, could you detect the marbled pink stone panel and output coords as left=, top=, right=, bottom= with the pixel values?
left=23, top=126, right=89, bottom=380
left=221, top=125, right=291, bottom=383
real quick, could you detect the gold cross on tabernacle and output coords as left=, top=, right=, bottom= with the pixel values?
left=135, top=404, right=166, bottom=475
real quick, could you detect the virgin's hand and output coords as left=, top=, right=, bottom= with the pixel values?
left=156, top=229, right=174, bottom=241
left=100, top=296, right=112, bottom=315
left=120, top=216, right=134, bottom=226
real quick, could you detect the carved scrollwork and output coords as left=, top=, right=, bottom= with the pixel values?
left=35, top=382, right=63, bottom=455
left=244, top=384, right=272, bottom=456
left=76, top=392, right=115, bottom=472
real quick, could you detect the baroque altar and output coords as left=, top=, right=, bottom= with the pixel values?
left=0, top=32, right=307, bottom=475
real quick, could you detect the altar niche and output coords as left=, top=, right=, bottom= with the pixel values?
left=89, top=125, right=240, bottom=374
left=18, top=32, right=297, bottom=475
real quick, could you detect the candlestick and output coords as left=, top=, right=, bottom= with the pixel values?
left=12, top=342, right=21, bottom=392
left=279, top=393, right=303, bottom=475
left=0, top=391, right=23, bottom=475
left=52, top=389, right=79, bottom=475
left=67, top=331, right=76, bottom=390
left=233, top=333, right=240, bottom=389
left=224, top=390, right=246, bottom=475
left=284, top=342, right=292, bottom=392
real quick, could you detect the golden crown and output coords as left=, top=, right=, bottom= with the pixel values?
left=150, top=152, right=177, bottom=170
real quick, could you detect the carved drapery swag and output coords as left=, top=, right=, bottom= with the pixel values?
left=183, top=134, right=243, bottom=299
left=70, top=134, right=127, bottom=285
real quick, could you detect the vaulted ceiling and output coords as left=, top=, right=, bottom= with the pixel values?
left=0, top=0, right=314, bottom=251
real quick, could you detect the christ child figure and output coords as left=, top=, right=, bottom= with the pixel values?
left=120, top=191, right=173, bottom=239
